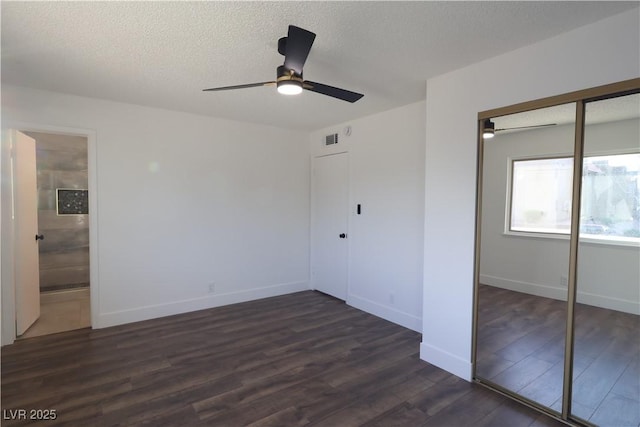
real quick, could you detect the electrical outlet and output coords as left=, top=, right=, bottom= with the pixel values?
left=208, top=283, right=216, bottom=293
left=561, top=276, right=568, bottom=287
left=389, top=292, right=395, bottom=304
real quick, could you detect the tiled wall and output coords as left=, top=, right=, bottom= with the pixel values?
left=26, top=132, right=90, bottom=292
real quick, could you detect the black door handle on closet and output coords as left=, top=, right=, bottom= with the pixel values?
left=339, top=233, right=347, bottom=239
left=35, top=234, right=44, bottom=241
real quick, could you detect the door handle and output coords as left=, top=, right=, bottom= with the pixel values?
left=35, top=234, right=44, bottom=241
left=339, top=233, right=347, bottom=239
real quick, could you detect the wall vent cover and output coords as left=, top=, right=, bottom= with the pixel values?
left=325, top=133, right=339, bottom=146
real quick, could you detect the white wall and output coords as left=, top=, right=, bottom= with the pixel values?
left=1, top=85, right=310, bottom=343
left=310, top=101, right=426, bottom=331
left=422, top=9, right=640, bottom=380
left=481, top=119, right=640, bottom=315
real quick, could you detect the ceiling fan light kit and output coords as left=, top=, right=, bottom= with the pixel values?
left=204, top=25, right=364, bottom=103
left=277, top=81, right=303, bottom=95
left=276, top=65, right=304, bottom=95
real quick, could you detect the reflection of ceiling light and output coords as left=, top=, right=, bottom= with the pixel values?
left=483, top=119, right=495, bottom=139
left=277, top=80, right=303, bottom=95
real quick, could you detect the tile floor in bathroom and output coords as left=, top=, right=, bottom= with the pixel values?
left=19, top=287, right=91, bottom=339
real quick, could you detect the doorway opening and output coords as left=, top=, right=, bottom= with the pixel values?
left=17, top=131, right=91, bottom=339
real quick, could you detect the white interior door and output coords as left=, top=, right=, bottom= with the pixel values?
left=311, top=152, right=349, bottom=300
left=13, top=130, right=40, bottom=335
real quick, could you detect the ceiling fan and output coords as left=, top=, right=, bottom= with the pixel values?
left=483, top=119, right=556, bottom=138
left=203, top=25, right=364, bottom=103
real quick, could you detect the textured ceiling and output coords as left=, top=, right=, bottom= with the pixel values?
left=2, top=1, right=637, bottom=131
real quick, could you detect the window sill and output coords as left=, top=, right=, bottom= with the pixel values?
left=503, top=230, right=640, bottom=248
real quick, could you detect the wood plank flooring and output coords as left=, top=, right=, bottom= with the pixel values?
left=2, top=291, right=563, bottom=426
left=476, top=285, right=639, bottom=426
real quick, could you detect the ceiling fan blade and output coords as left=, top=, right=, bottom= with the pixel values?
left=496, top=123, right=557, bottom=132
left=203, top=81, right=275, bottom=92
left=304, top=81, right=364, bottom=103
left=283, top=26, right=316, bottom=75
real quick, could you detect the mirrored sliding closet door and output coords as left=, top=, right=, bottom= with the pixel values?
left=475, top=102, right=576, bottom=414
left=571, top=93, right=640, bottom=426
left=474, top=79, right=640, bottom=427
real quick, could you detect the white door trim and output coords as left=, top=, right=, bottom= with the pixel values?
left=1, top=122, right=99, bottom=345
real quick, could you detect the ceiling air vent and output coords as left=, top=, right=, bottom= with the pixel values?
left=325, top=133, right=339, bottom=146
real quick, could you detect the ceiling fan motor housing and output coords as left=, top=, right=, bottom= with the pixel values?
left=277, top=65, right=302, bottom=82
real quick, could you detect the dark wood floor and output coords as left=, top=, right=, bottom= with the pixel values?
left=476, top=285, right=639, bottom=427
left=2, top=291, right=563, bottom=426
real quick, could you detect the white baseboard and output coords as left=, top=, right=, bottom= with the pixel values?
left=420, top=342, right=472, bottom=381
left=576, top=290, right=639, bottom=315
left=347, top=293, right=421, bottom=332
left=96, top=281, right=310, bottom=328
left=480, top=274, right=639, bottom=315
left=480, top=274, right=567, bottom=300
